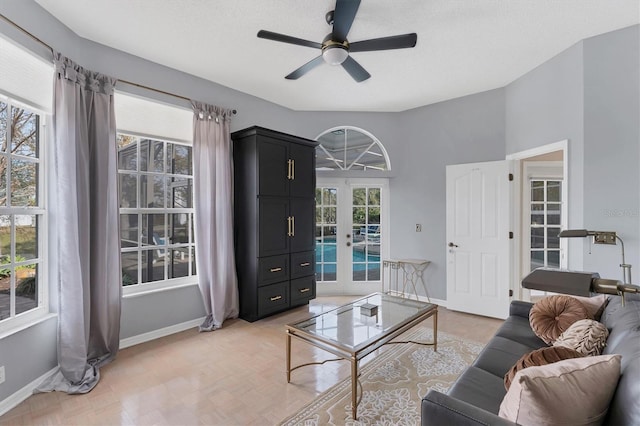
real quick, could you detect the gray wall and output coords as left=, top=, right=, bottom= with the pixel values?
left=0, top=0, right=638, bottom=408
left=582, top=26, right=640, bottom=280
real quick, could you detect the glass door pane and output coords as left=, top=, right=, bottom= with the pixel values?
left=315, top=187, right=338, bottom=282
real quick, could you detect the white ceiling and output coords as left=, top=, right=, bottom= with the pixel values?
left=35, top=0, right=639, bottom=112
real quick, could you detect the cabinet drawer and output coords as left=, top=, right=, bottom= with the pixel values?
left=257, top=282, right=289, bottom=317
left=258, top=255, right=289, bottom=286
left=291, top=251, right=315, bottom=279
left=291, top=276, right=316, bottom=305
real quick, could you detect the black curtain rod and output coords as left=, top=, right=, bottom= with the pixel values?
left=0, top=13, right=237, bottom=115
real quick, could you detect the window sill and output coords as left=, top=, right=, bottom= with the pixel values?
left=0, top=311, right=57, bottom=340
left=122, top=278, right=199, bottom=298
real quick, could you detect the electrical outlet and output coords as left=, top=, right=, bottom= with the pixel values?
left=0, top=366, right=5, bottom=385
left=415, top=224, right=422, bottom=232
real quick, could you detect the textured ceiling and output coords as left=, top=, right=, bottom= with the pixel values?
left=35, top=0, right=639, bottom=112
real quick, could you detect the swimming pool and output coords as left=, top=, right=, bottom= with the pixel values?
left=316, top=243, right=380, bottom=273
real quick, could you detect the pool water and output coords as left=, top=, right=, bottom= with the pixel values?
left=316, top=244, right=380, bottom=273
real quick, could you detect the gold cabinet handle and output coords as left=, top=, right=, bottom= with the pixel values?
left=291, top=216, right=295, bottom=237
left=270, top=295, right=282, bottom=301
left=299, top=288, right=310, bottom=293
left=287, top=159, right=293, bottom=180
left=291, top=159, right=295, bottom=180
left=299, top=262, right=310, bottom=267
left=287, top=216, right=293, bottom=237
left=269, top=267, right=282, bottom=272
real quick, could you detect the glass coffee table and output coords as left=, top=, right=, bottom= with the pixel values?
left=286, top=293, right=438, bottom=420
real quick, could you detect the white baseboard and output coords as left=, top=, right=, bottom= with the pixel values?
left=0, top=367, right=57, bottom=417
left=119, top=317, right=206, bottom=349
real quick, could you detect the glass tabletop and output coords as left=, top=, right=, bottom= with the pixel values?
left=288, top=293, right=436, bottom=351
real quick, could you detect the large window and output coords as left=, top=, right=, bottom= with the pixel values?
left=0, top=97, right=46, bottom=323
left=316, top=127, right=390, bottom=171
left=118, top=134, right=196, bottom=292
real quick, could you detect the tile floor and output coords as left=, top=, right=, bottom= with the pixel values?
left=0, top=296, right=502, bottom=425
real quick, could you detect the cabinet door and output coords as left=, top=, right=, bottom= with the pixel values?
left=258, top=197, right=290, bottom=256
left=289, top=143, right=316, bottom=198
left=290, top=197, right=315, bottom=253
left=258, top=137, right=289, bottom=197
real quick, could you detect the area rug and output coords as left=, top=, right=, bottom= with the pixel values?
left=279, top=328, right=483, bottom=426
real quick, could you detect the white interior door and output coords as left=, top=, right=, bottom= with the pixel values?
left=446, top=160, right=513, bottom=319
left=316, top=178, right=388, bottom=295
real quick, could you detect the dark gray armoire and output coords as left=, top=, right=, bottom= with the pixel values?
left=232, top=126, right=317, bottom=322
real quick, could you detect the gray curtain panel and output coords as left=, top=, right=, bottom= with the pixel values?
left=192, top=102, right=239, bottom=331
left=37, top=53, right=122, bottom=394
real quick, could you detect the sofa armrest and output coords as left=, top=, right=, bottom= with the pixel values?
left=509, top=300, right=534, bottom=319
left=421, top=390, right=517, bottom=426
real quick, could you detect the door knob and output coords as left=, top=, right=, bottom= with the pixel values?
left=346, top=242, right=351, bottom=247
left=346, top=234, right=351, bottom=238
left=448, top=242, right=459, bottom=248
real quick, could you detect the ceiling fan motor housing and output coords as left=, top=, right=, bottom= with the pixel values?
left=322, top=38, right=349, bottom=65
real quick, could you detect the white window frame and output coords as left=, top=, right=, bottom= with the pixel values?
left=117, top=131, right=197, bottom=296
left=0, top=92, right=49, bottom=334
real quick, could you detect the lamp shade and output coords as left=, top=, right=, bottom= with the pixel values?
left=322, top=45, right=349, bottom=65
left=522, top=268, right=599, bottom=296
left=558, top=229, right=590, bottom=238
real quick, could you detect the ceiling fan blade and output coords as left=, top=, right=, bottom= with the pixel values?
left=332, top=0, right=361, bottom=42
left=257, top=30, right=322, bottom=49
left=341, top=56, right=370, bottom=82
left=285, top=55, right=324, bottom=80
left=350, top=33, right=418, bottom=52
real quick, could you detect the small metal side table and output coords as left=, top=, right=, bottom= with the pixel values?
left=382, top=258, right=432, bottom=301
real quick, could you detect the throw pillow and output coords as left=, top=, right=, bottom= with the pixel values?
left=499, top=354, right=622, bottom=426
left=553, top=318, right=609, bottom=356
left=571, top=294, right=609, bottom=321
left=503, top=346, right=582, bottom=390
left=529, top=295, right=590, bottom=345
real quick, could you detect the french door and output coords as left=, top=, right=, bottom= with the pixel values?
left=315, top=178, right=389, bottom=295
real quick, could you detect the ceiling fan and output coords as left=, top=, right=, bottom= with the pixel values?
left=257, top=0, right=417, bottom=82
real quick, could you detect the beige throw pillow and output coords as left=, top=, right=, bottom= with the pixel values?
left=572, top=294, right=608, bottom=320
left=498, top=354, right=621, bottom=426
left=553, top=319, right=609, bottom=356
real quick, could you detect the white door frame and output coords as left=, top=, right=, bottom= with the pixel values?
left=316, top=177, right=390, bottom=295
left=506, top=139, right=569, bottom=300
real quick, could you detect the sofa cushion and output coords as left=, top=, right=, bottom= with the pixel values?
left=448, top=366, right=507, bottom=415
left=503, top=346, right=582, bottom=390
left=495, top=315, right=547, bottom=349
left=473, top=336, right=540, bottom=378
left=529, top=295, right=590, bottom=344
left=553, top=318, right=609, bottom=356
left=498, top=354, right=621, bottom=426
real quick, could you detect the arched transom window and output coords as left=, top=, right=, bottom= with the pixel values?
left=316, top=126, right=390, bottom=171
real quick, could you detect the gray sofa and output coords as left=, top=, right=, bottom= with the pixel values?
left=421, top=294, right=640, bottom=425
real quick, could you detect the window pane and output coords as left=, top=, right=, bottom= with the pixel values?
left=140, top=175, right=165, bottom=208
left=352, top=207, right=366, bottom=224
left=141, top=249, right=165, bottom=283
left=11, top=106, right=38, bottom=158
left=15, top=215, right=37, bottom=260
left=0, top=101, right=7, bottom=152
left=547, top=227, right=560, bottom=248
left=170, top=247, right=190, bottom=279
left=352, top=188, right=366, bottom=205
left=531, top=227, right=544, bottom=248
left=368, top=188, right=380, bottom=205
left=119, top=173, right=137, bottom=208
left=121, top=251, right=138, bottom=286
left=120, top=214, right=138, bottom=248
left=530, top=250, right=544, bottom=271
left=170, top=177, right=192, bottom=208
left=190, top=246, right=196, bottom=276
left=323, top=188, right=337, bottom=205
left=117, top=135, right=137, bottom=171
left=10, top=159, right=37, bottom=206
left=323, top=207, right=336, bottom=224
left=0, top=156, right=6, bottom=207
left=171, top=213, right=189, bottom=244
left=531, top=181, right=544, bottom=202
left=169, top=144, right=192, bottom=175
left=141, top=214, right=166, bottom=246
left=547, top=181, right=561, bottom=202
left=16, top=265, right=37, bottom=315
left=0, top=215, right=10, bottom=260
left=368, top=207, right=380, bottom=224
left=547, top=203, right=561, bottom=225
left=548, top=250, right=560, bottom=268
left=531, top=203, right=544, bottom=225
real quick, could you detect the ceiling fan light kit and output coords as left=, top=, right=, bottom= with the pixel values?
left=257, top=0, right=417, bottom=82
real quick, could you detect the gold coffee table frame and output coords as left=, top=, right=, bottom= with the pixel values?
left=286, top=293, right=438, bottom=420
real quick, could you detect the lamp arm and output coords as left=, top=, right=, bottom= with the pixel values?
left=616, top=235, right=632, bottom=285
